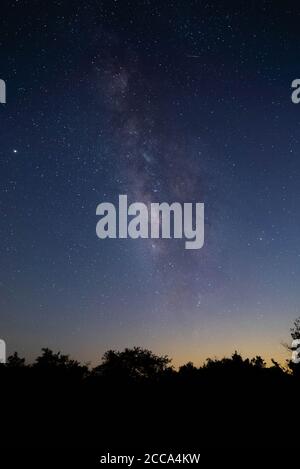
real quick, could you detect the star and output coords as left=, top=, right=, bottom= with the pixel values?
left=13, top=149, right=18, bottom=154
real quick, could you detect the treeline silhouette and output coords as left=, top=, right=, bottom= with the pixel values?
left=1, top=319, right=300, bottom=449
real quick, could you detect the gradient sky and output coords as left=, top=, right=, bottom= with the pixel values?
left=1, top=0, right=300, bottom=367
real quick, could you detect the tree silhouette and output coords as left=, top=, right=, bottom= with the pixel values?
left=33, top=347, right=88, bottom=381
left=93, top=346, right=171, bottom=381
left=7, top=352, right=26, bottom=368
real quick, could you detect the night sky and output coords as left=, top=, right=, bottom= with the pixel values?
left=1, top=0, right=300, bottom=366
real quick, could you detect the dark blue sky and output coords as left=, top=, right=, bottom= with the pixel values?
left=1, top=0, right=300, bottom=365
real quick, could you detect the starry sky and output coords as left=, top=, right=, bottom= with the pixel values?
left=1, top=0, right=300, bottom=366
